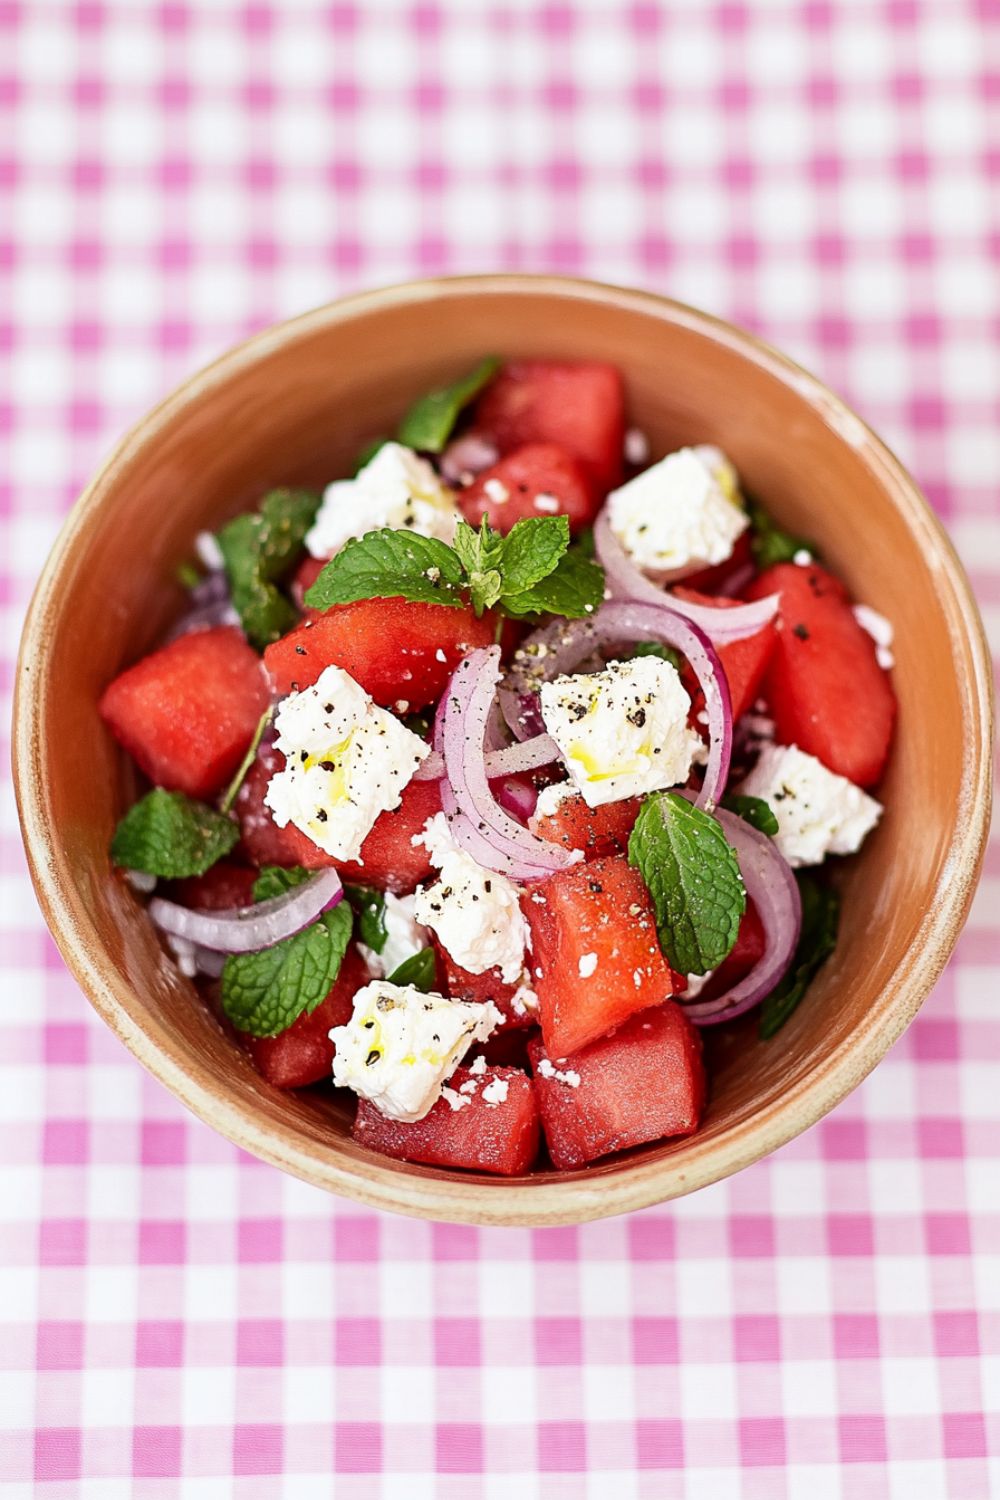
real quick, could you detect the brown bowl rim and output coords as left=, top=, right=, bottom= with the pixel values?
left=12, top=274, right=995, bottom=1226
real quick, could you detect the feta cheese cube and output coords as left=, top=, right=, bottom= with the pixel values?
left=413, top=814, right=529, bottom=983
left=305, top=441, right=461, bottom=560
left=330, top=981, right=500, bottom=1122
left=538, top=656, right=702, bottom=808
left=265, top=665, right=429, bottom=862
left=735, top=743, right=882, bottom=867
left=606, top=444, right=747, bottom=578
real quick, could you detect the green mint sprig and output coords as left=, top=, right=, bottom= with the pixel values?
left=721, top=793, right=779, bottom=838
left=386, top=947, right=437, bottom=991
left=304, top=515, right=605, bottom=622
left=747, top=500, right=817, bottom=570
left=111, top=788, right=239, bottom=879
left=759, top=875, right=840, bottom=1039
left=396, top=357, right=500, bottom=453
left=628, top=791, right=746, bottom=976
left=343, top=884, right=389, bottom=953
left=216, top=487, right=321, bottom=649
left=220, top=892, right=353, bottom=1038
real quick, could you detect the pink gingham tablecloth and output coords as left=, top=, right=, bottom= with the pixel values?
left=1, top=3, right=998, bottom=1495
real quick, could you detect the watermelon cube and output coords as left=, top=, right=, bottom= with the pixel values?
left=531, top=790, right=640, bottom=860
left=746, top=563, right=896, bottom=786
left=100, top=625, right=270, bottom=799
left=439, top=948, right=537, bottom=1030
left=236, top=741, right=443, bottom=892
left=352, top=1065, right=541, bottom=1176
left=245, top=944, right=368, bottom=1089
left=264, top=596, right=495, bottom=708
left=521, top=855, right=683, bottom=1059
left=167, top=860, right=258, bottom=912
left=673, top=586, right=778, bottom=722
left=458, top=442, right=597, bottom=534
left=473, top=360, right=625, bottom=496
left=529, top=1002, right=705, bottom=1169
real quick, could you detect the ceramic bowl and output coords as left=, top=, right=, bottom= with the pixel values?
left=13, top=276, right=994, bottom=1225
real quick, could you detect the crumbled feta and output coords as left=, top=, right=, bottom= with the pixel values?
left=305, top=441, right=460, bottom=559
left=412, top=814, right=529, bottom=983
left=483, top=477, right=509, bottom=504
left=624, top=427, right=650, bottom=466
left=853, top=604, right=895, bottom=670
left=578, top=952, right=598, bottom=978
left=434, top=648, right=448, bottom=663
left=481, top=1076, right=509, bottom=1107
left=468, top=1054, right=488, bottom=1076
left=124, top=869, right=157, bottom=894
left=529, top=780, right=575, bottom=827
left=265, top=665, right=429, bottom=862
left=537, top=1058, right=581, bottom=1088
left=683, top=970, right=715, bottom=998
left=330, top=980, right=500, bottom=1122
left=359, top=892, right=429, bottom=979
left=538, top=656, right=702, bottom=808
left=735, top=743, right=882, bottom=867
left=441, top=1086, right=472, bottom=1112
left=606, top=445, right=747, bottom=578
left=793, top=548, right=813, bottom=566
left=533, top=492, right=560, bottom=513
left=194, top=530, right=225, bottom=571
left=509, top=976, right=539, bottom=1015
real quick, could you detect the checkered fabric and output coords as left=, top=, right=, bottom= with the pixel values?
left=2, top=2, right=998, bottom=1495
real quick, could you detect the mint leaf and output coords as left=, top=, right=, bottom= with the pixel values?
left=454, top=518, right=505, bottom=615
left=500, top=515, right=570, bottom=595
left=220, top=901, right=353, bottom=1038
left=217, top=487, right=321, bottom=649
left=177, top=561, right=201, bottom=591
left=722, top=793, right=779, bottom=838
left=402, top=709, right=433, bottom=740
left=252, top=865, right=313, bottom=902
left=396, top=357, right=500, bottom=453
left=759, top=876, right=840, bottom=1039
left=344, top=883, right=388, bottom=953
left=628, top=791, right=745, bottom=975
left=502, top=547, right=605, bottom=620
left=631, top=641, right=682, bottom=670
left=387, top=946, right=437, bottom=991
left=748, top=501, right=816, bottom=570
left=304, top=529, right=467, bottom=611
left=111, top=788, right=239, bottom=879
left=219, top=707, right=273, bottom=815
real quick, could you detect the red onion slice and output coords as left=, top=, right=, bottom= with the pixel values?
left=149, top=868, right=343, bottom=954
left=439, top=432, right=499, bottom=485
left=679, top=804, right=802, bottom=1026
left=164, top=597, right=240, bottom=643
left=593, top=509, right=779, bottom=642
left=415, top=731, right=560, bottom=782
left=494, top=775, right=539, bottom=823
left=437, top=647, right=580, bottom=880
left=500, top=600, right=733, bottom=809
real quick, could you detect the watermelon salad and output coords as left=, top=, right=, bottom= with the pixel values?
left=102, top=357, right=896, bottom=1178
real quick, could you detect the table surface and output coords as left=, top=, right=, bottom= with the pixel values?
left=1, top=2, right=998, bottom=1496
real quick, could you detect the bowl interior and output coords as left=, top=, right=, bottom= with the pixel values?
left=15, top=278, right=992, bottom=1224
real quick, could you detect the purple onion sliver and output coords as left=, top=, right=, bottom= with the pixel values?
left=148, top=868, right=343, bottom=955
left=678, top=804, right=802, bottom=1027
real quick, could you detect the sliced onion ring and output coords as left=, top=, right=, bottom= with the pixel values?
left=500, top=599, right=733, bottom=809
left=149, top=868, right=343, bottom=954
left=436, top=646, right=580, bottom=880
left=414, top=731, right=560, bottom=782
left=164, top=597, right=240, bottom=642
left=593, top=508, right=779, bottom=642
left=678, top=803, right=802, bottom=1027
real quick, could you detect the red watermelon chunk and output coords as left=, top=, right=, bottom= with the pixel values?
left=529, top=1002, right=705, bottom=1170
left=521, top=855, right=683, bottom=1059
left=245, top=945, right=368, bottom=1089
left=746, top=563, right=896, bottom=787
left=236, top=741, right=442, bottom=892
left=679, top=530, right=753, bottom=594
left=473, top=360, right=625, bottom=496
left=100, top=625, right=270, bottom=799
left=672, top=586, right=778, bottom=723
left=166, top=860, right=258, bottom=912
left=353, top=1065, right=541, bottom=1176
left=458, top=442, right=597, bottom=534
left=531, top=790, right=640, bottom=860
left=264, top=596, right=495, bottom=708
left=439, top=948, right=537, bottom=1031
